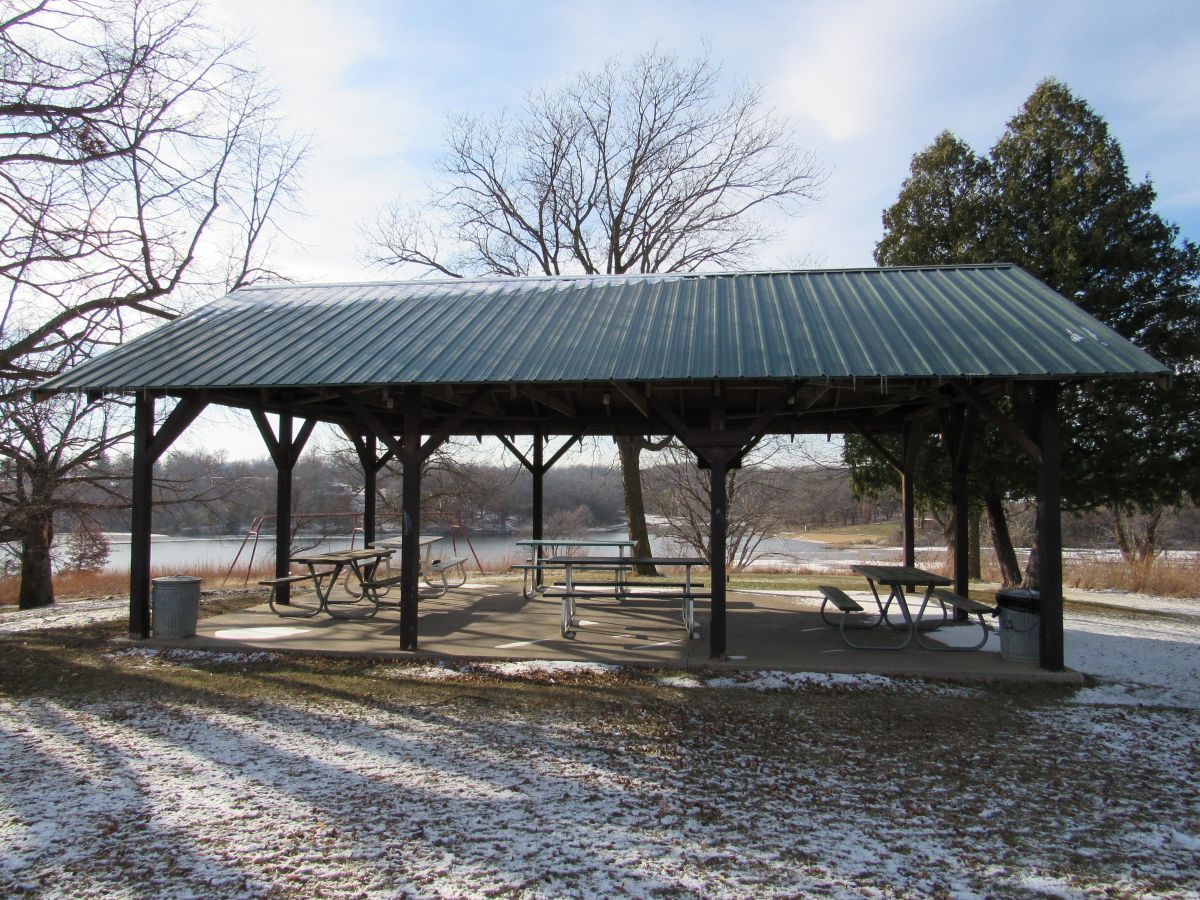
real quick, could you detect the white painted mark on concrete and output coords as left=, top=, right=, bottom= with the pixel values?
left=213, top=626, right=311, bottom=641
left=629, top=640, right=679, bottom=649
left=801, top=627, right=825, bottom=632
left=494, top=639, right=550, bottom=649
left=727, top=655, right=748, bottom=660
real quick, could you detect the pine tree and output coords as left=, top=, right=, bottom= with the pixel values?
left=850, top=79, right=1199, bottom=575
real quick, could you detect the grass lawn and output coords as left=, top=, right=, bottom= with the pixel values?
left=1, top=597, right=1197, bottom=897
left=781, top=522, right=903, bottom=547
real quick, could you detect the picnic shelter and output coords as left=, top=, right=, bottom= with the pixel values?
left=36, top=265, right=1168, bottom=670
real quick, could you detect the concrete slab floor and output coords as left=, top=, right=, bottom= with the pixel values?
left=125, top=583, right=1082, bottom=685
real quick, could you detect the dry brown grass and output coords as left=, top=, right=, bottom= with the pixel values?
left=0, top=561, right=277, bottom=606
left=972, top=551, right=1199, bottom=597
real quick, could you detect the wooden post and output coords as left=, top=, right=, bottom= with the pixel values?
left=399, top=387, right=422, bottom=651
left=901, top=422, right=918, bottom=572
left=532, top=430, right=544, bottom=589
left=1037, top=383, right=1064, bottom=671
left=363, top=434, right=377, bottom=547
left=951, top=406, right=970, bottom=602
left=709, top=455, right=728, bottom=659
left=129, top=393, right=154, bottom=639
left=275, top=414, right=294, bottom=605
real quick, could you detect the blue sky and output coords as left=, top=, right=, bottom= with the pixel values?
left=189, top=0, right=1200, bottom=458
left=208, top=0, right=1200, bottom=279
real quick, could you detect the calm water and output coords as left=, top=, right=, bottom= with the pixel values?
left=100, top=528, right=904, bottom=576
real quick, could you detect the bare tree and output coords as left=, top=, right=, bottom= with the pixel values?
left=0, top=0, right=306, bottom=379
left=363, top=47, right=824, bottom=566
left=0, top=0, right=306, bottom=607
left=648, top=439, right=791, bottom=571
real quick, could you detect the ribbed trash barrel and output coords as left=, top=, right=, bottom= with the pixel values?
left=152, top=576, right=202, bottom=638
left=995, top=588, right=1040, bottom=663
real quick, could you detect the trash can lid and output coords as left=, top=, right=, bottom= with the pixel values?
left=151, top=575, right=202, bottom=584
left=996, top=588, right=1039, bottom=612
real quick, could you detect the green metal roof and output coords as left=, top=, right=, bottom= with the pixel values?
left=38, top=265, right=1167, bottom=393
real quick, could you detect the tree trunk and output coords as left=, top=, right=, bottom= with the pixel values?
left=940, top=511, right=955, bottom=576
left=1022, top=523, right=1040, bottom=590
left=968, top=507, right=982, bottom=579
left=18, top=511, right=55, bottom=610
left=1112, top=506, right=1165, bottom=564
left=985, top=493, right=1023, bottom=588
left=616, top=436, right=657, bottom=576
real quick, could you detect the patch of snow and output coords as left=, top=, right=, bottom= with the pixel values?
left=112, top=647, right=273, bottom=666
left=703, top=669, right=977, bottom=696
left=473, top=660, right=620, bottom=678
left=0, top=597, right=128, bottom=633
left=378, top=664, right=469, bottom=682
left=656, top=675, right=705, bottom=689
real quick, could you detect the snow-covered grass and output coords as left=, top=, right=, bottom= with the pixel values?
left=1, top=588, right=1199, bottom=896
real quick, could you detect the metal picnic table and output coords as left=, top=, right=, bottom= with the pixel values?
left=847, top=563, right=954, bottom=649
left=514, top=538, right=637, bottom=598
left=282, top=547, right=394, bottom=619
left=547, top=554, right=708, bottom=640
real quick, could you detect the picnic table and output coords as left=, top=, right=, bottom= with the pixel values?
left=513, top=538, right=637, bottom=598
left=823, top=564, right=954, bottom=650
left=261, top=547, right=393, bottom=619
left=546, top=554, right=707, bottom=640
left=367, top=535, right=443, bottom=590
left=365, top=534, right=468, bottom=598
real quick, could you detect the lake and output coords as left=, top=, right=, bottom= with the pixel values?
left=100, top=528, right=909, bottom=577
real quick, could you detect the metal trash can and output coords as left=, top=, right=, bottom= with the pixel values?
left=995, top=588, right=1039, bottom=663
left=152, top=576, right=202, bottom=639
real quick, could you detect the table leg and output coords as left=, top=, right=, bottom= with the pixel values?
left=561, top=562, right=577, bottom=638
left=327, top=560, right=381, bottom=619
left=861, top=578, right=891, bottom=628
left=310, top=562, right=343, bottom=614
left=912, top=585, right=948, bottom=632
left=683, top=564, right=696, bottom=637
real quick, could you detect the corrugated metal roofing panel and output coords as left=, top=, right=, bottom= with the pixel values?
left=38, top=265, right=1168, bottom=393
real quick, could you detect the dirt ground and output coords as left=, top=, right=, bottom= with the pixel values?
left=1, top=600, right=1198, bottom=898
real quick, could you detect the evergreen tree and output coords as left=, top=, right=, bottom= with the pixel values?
left=990, top=80, right=1200, bottom=554
left=850, top=79, right=1199, bottom=575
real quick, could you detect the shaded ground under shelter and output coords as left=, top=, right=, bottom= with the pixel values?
left=39, top=265, right=1167, bottom=670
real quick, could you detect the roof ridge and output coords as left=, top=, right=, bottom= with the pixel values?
left=234, top=263, right=1019, bottom=293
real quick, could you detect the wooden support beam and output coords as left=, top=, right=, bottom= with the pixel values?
left=952, top=382, right=1042, bottom=463
left=420, top=385, right=492, bottom=460
left=709, top=454, right=728, bottom=659
left=520, top=384, right=576, bottom=419
left=363, top=434, right=377, bottom=546
left=129, top=393, right=208, bottom=638
left=343, top=392, right=406, bottom=462
left=147, top=395, right=207, bottom=463
left=940, top=405, right=978, bottom=605
left=495, top=433, right=533, bottom=471
left=399, top=387, right=423, bottom=651
left=901, top=423, right=924, bottom=572
left=1037, top=383, right=1064, bottom=671
left=543, top=432, right=584, bottom=470
left=274, top=414, right=294, bottom=602
left=532, top=431, right=545, bottom=589
left=852, top=426, right=903, bottom=474
left=251, top=411, right=318, bottom=604
left=129, top=394, right=154, bottom=639
left=610, top=381, right=649, bottom=418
